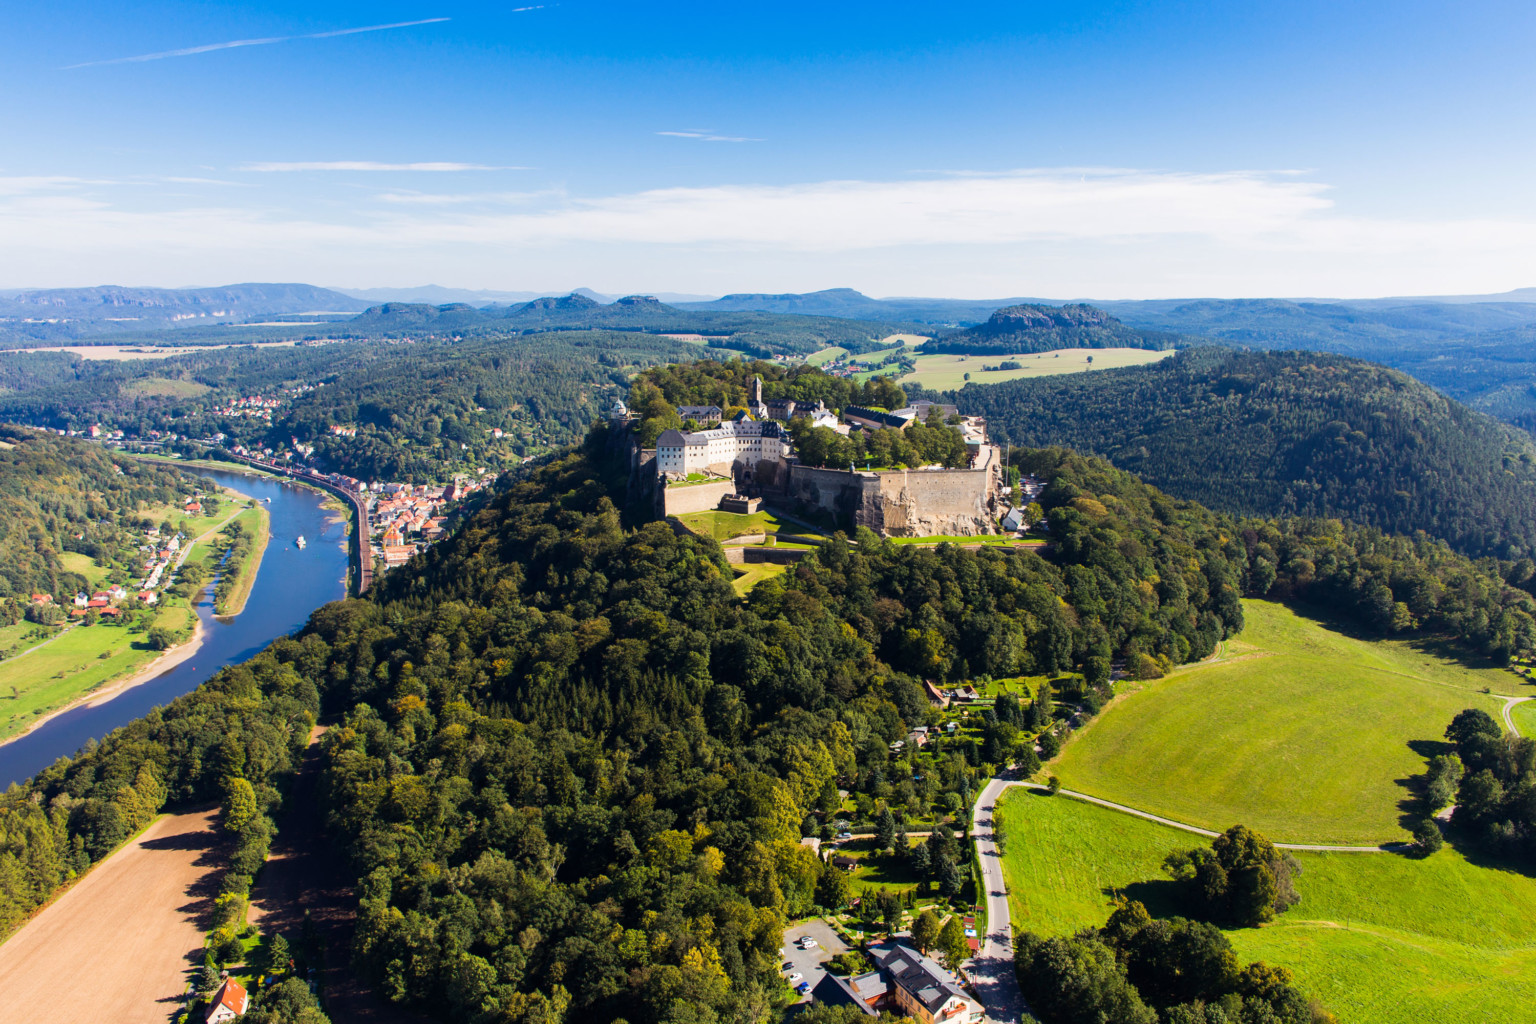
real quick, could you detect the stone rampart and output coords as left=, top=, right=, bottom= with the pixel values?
left=662, top=479, right=737, bottom=515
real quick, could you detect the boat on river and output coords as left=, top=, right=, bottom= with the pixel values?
left=296, top=535, right=307, bottom=549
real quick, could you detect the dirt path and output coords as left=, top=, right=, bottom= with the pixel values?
left=0, top=808, right=225, bottom=1024
left=1501, top=695, right=1531, bottom=736
left=247, top=726, right=424, bottom=1024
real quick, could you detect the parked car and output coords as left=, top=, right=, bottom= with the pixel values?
left=781, top=961, right=794, bottom=971
left=788, top=973, right=803, bottom=982
left=796, top=982, right=811, bottom=995
left=798, top=937, right=819, bottom=949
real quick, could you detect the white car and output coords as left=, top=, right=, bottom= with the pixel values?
left=798, top=937, right=819, bottom=949
left=788, top=973, right=803, bottom=983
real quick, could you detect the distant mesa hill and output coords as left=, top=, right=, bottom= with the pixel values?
left=946, top=347, right=1536, bottom=559
left=678, top=287, right=1035, bottom=324
left=0, top=283, right=368, bottom=319
left=921, top=302, right=1188, bottom=355
left=344, top=293, right=922, bottom=356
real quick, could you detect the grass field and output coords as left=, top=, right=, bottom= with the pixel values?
left=732, top=562, right=789, bottom=595
left=1512, top=698, right=1536, bottom=737
left=120, top=377, right=211, bottom=398
left=676, top=509, right=794, bottom=541
left=806, top=346, right=849, bottom=365
left=995, top=790, right=1536, bottom=1024
left=1052, top=600, right=1522, bottom=844
left=0, top=620, right=174, bottom=740
left=887, top=535, right=1047, bottom=547
left=891, top=347, right=1174, bottom=390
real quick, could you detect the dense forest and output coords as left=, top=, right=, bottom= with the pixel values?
left=920, top=304, right=1187, bottom=356
left=939, top=348, right=1536, bottom=559
left=6, top=423, right=1535, bottom=1021
left=0, top=426, right=203, bottom=606
left=0, top=332, right=701, bottom=481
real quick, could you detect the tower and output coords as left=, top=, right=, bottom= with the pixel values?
left=750, top=376, right=763, bottom=406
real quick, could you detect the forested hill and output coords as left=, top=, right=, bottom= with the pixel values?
left=346, top=293, right=919, bottom=355
left=6, top=426, right=1535, bottom=1019
left=945, top=347, right=1536, bottom=559
left=921, top=303, right=1188, bottom=355
left=0, top=426, right=202, bottom=602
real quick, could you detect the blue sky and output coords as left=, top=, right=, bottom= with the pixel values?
left=3, top=1, right=1534, bottom=297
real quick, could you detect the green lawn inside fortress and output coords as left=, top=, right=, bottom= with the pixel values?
left=995, top=789, right=1536, bottom=1024
left=1052, top=600, right=1525, bottom=845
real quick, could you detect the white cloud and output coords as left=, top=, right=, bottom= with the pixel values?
left=241, top=161, right=516, bottom=172
left=62, top=18, right=451, bottom=70
left=1, top=168, right=1533, bottom=297
left=657, top=131, right=763, bottom=143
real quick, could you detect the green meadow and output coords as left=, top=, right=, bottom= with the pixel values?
left=1052, top=600, right=1520, bottom=844
left=995, top=790, right=1536, bottom=1024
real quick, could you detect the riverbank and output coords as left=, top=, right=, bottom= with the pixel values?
left=0, top=616, right=207, bottom=750
left=0, top=488, right=256, bottom=747
left=213, top=504, right=271, bottom=617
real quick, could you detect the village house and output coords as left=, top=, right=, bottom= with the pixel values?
left=812, top=942, right=984, bottom=1023
left=204, top=977, right=249, bottom=1023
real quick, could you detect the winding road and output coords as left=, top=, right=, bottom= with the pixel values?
left=1500, top=695, right=1531, bottom=736
left=965, top=773, right=1420, bottom=1023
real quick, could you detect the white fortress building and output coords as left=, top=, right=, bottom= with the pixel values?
left=655, top=418, right=790, bottom=477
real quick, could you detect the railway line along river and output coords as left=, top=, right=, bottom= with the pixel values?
left=0, top=469, right=349, bottom=787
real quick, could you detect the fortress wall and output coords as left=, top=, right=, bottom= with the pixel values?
left=663, top=479, right=737, bottom=515
left=872, top=468, right=994, bottom=535
left=782, top=465, right=872, bottom=519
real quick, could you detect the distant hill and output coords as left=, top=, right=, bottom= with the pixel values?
left=678, top=287, right=1036, bottom=324
left=0, top=283, right=370, bottom=344
left=921, top=303, right=1188, bottom=355
left=945, top=347, right=1536, bottom=559
left=345, top=293, right=924, bottom=356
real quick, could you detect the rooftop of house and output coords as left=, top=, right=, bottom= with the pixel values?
left=869, top=942, right=974, bottom=1015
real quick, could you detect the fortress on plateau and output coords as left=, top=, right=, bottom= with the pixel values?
left=620, top=377, right=1005, bottom=537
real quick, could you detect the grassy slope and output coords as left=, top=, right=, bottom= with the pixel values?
left=1052, top=601, right=1518, bottom=844
left=897, top=347, right=1173, bottom=390
left=1512, top=698, right=1536, bottom=737
left=731, top=562, right=789, bottom=595
left=996, top=790, right=1536, bottom=1024
left=674, top=509, right=792, bottom=541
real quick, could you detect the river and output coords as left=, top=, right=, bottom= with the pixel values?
left=0, top=469, right=350, bottom=787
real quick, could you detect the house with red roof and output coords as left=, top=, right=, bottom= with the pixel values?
left=205, top=977, right=249, bottom=1023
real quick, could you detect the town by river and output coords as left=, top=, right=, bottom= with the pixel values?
left=0, top=469, right=350, bottom=787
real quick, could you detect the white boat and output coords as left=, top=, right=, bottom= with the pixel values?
left=295, top=535, right=307, bottom=549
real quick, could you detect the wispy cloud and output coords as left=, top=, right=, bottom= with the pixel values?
left=240, top=161, right=516, bottom=173
left=5, top=169, right=1535, bottom=298
left=657, top=130, right=763, bottom=143
left=62, top=17, right=451, bottom=70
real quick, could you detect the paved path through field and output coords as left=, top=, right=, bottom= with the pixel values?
left=0, top=807, right=224, bottom=1024
left=1501, top=695, right=1531, bottom=736
left=965, top=772, right=1414, bottom=1024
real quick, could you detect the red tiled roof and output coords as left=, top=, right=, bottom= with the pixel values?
left=214, top=977, right=248, bottom=1014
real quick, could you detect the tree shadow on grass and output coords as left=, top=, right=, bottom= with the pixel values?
left=1110, top=878, right=1187, bottom=921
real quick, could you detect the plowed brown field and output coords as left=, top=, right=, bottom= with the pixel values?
left=0, top=808, right=224, bottom=1024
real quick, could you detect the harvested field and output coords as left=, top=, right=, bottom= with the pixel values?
left=0, top=808, right=224, bottom=1024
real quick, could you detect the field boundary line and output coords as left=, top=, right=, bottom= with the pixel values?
left=1012, top=782, right=1407, bottom=852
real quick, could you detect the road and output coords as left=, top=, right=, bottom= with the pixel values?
left=0, top=808, right=224, bottom=1024
left=965, top=771, right=1416, bottom=1024
left=1501, top=695, right=1531, bottom=736
left=969, top=775, right=1030, bottom=1023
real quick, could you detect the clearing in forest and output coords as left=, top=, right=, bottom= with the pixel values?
left=896, top=347, right=1173, bottom=390
left=0, top=808, right=224, bottom=1024
left=995, top=789, right=1536, bottom=1024
left=1053, top=600, right=1523, bottom=844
